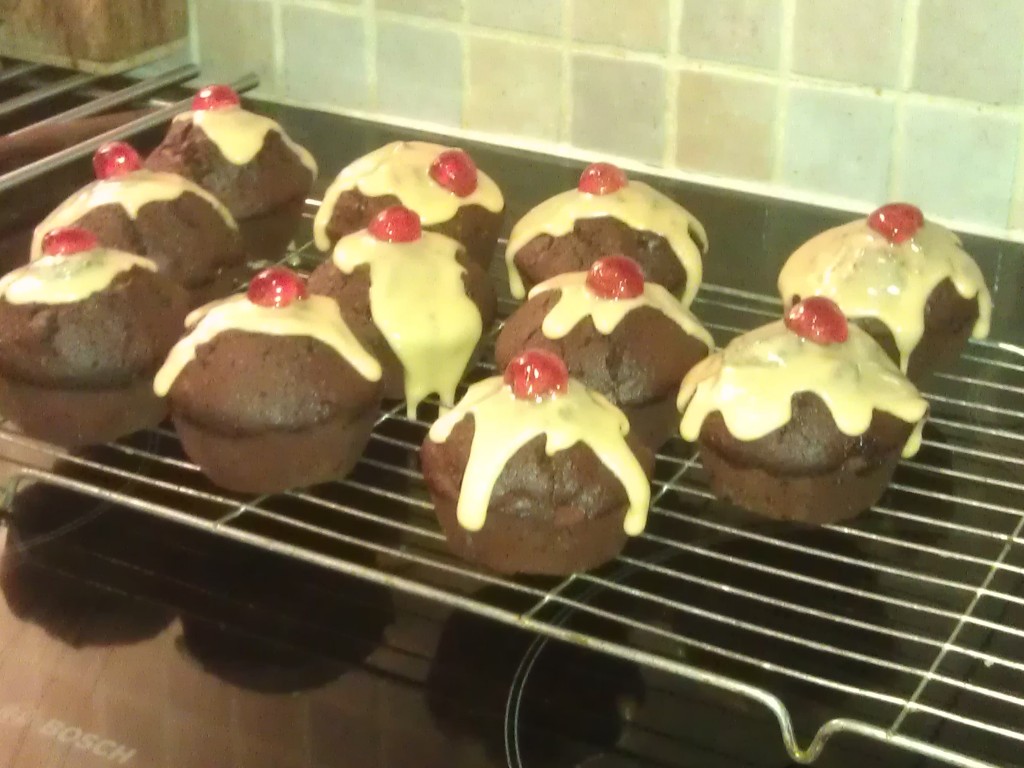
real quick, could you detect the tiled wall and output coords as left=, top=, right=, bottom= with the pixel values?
left=191, top=0, right=1024, bottom=239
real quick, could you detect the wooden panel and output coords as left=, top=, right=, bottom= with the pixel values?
left=0, top=0, right=188, bottom=73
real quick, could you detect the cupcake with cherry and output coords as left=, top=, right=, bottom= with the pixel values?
left=154, top=267, right=382, bottom=494
left=308, top=205, right=496, bottom=417
left=0, top=227, right=189, bottom=447
left=678, top=297, right=928, bottom=525
left=496, top=255, right=713, bottom=450
left=145, top=85, right=318, bottom=262
left=33, top=141, right=246, bottom=307
left=420, top=349, right=654, bottom=575
left=778, top=202, right=991, bottom=382
left=314, top=141, right=504, bottom=268
left=505, top=162, right=707, bottom=305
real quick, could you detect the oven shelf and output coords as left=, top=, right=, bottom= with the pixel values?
left=1, top=219, right=1021, bottom=768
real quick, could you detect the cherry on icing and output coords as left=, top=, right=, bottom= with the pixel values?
left=429, top=149, right=478, bottom=197
left=192, top=84, right=241, bottom=111
left=504, top=349, right=569, bottom=401
left=368, top=205, right=422, bottom=243
left=867, top=203, right=924, bottom=244
left=93, top=142, right=142, bottom=180
left=586, top=255, right=645, bottom=300
left=784, top=296, right=849, bottom=345
left=578, top=162, right=628, bottom=195
left=41, top=227, right=99, bottom=257
left=247, top=267, right=307, bottom=308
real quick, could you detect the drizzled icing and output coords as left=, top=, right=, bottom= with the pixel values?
left=778, top=218, right=992, bottom=372
left=529, top=272, right=714, bottom=348
left=677, top=321, right=928, bottom=458
left=428, top=378, right=651, bottom=534
left=31, top=171, right=237, bottom=260
left=0, top=248, right=156, bottom=305
left=314, top=141, right=504, bottom=251
left=175, top=106, right=318, bottom=175
left=505, top=181, right=707, bottom=306
left=330, top=229, right=483, bottom=416
left=153, top=294, right=381, bottom=396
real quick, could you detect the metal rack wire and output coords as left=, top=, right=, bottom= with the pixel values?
left=0, top=216, right=1020, bottom=767
left=0, top=57, right=258, bottom=191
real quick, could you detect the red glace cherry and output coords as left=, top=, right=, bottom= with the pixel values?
left=429, top=149, right=478, bottom=197
left=247, top=267, right=307, bottom=308
left=504, top=349, right=569, bottom=401
left=578, top=162, right=628, bottom=195
left=784, top=297, right=849, bottom=345
left=368, top=205, right=422, bottom=243
left=867, top=203, right=924, bottom=245
left=41, top=227, right=99, bottom=257
left=93, top=142, right=142, bottom=180
left=586, top=255, right=645, bottom=300
left=192, top=84, right=241, bottom=111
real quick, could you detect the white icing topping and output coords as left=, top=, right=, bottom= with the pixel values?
left=677, top=321, right=928, bottom=458
left=314, top=141, right=504, bottom=251
left=153, top=294, right=381, bottom=396
left=529, top=272, right=714, bottom=349
left=331, top=230, right=483, bottom=417
left=778, top=219, right=992, bottom=372
left=428, top=378, right=651, bottom=535
left=505, top=181, right=707, bottom=306
left=0, top=248, right=156, bottom=305
left=175, top=107, right=318, bottom=176
left=31, top=170, right=237, bottom=260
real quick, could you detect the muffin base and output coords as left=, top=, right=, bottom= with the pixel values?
left=433, top=496, right=628, bottom=576
left=622, top=394, right=679, bottom=452
left=857, top=288, right=979, bottom=383
left=787, top=278, right=981, bottom=384
left=237, top=195, right=307, bottom=265
left=698, top=439, right=903, bottom=526
left=185, top=261, right=255, bottom=309
left=0, top=375, right=167, bottom=448
left=173, top=409, right=377, bottom=494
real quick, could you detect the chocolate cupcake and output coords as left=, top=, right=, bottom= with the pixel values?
left=308, top=205, right=495, bottom=416
left=506, top=162, right=707, bottom=305
left=421, top=349, right=654, bottom=575
left=33, top=141, right=246, bottom=307
left=313, top=141, right=504, bottom=268
left=146, top=85, right=317, bottom=263
left=0, top=227, right=189, bottom=447
left=496, top=256, right=713, bottom=450
left=778, top=203, right=992, bottom=382
left=154, top=267, right=382, bottom=493
left=678, top=298, right=928, bottom=525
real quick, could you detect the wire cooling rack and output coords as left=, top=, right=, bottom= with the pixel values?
left=0, top=218, right=1022, bottom=768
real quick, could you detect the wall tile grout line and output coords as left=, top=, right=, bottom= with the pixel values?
left=1007, top=6, right=1024, bottom=229
left=270, top=0, right=285, bottom=98
left=560, top=0, right=573, bottom=146
left=888, top=0, right=923, bottom=201
left=459, top=0, right=469, bottom=130
left=771, top=0, right=797, bottom=182
left=365, top=0, right=378, bottom=111
left=662, top=0, right=684, bottom=170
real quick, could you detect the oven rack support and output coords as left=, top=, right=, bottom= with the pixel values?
left=0, top=57, right=258, bottom=193
left=0, top=60, right=1021, bottom=765
left=0, top=466, right=1002, bottom=768
left=2, top=228, right=1022, bottom=768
